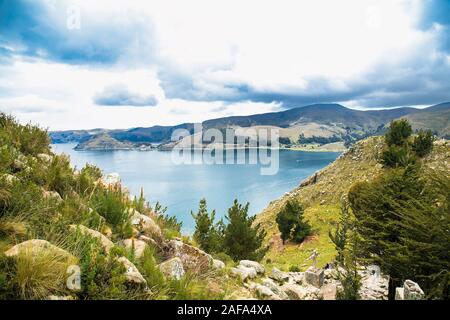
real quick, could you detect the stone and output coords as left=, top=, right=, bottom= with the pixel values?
left=101, top=172, right=121, bottom=186
left=305, top=267, right=324, bottom=288
left=1, top=173, right=18, bottom=185
left=253, top=283, right=281, bottom=300
left=5, top=239, right=76, bottom=263
left=320, top=283, right=338, bottom=300
left=395, top=287, right=405, bottom=300
left=101, top=225, right=113, bottom=239
left=403, top=280, right=424, bottom=300
left=231, top=266, right=257, bottom=281
left=358, top=265, right=389, bottom=300
left=213, top=259, right=225, bottom=269
left=129, top=210, right=162, bottom=239
left=165, top=239, right=213, bottom=273
left=281, top=283, right=321, bottom=300
left=116, top=256, right=147, bottom=285
left=42, top=190, right=63, bottom=204
left=37, top=153, right=53, bottom=163
left=70, top=224, right=114, bottom=253
left=158, top=257, right=185, bottom=280
left=121, top=238, right=148, bottom=258
left=261, top=278, right=289, bottom=299
left=239, top=260, right=265, bottom=274
left=270, top=267, right=290, bottom=283
left=287, top=272, right=305, bottom=285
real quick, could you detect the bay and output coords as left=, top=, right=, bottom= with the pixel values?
left=52, top=143, right=340, bottom=233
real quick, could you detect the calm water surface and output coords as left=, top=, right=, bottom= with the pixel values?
left=52, top=144, right=340, bottom=233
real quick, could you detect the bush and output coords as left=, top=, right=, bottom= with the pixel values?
left=412, top=129, right=434, bottom=157
left=276, top=199, right=311, bottom=244
left=381, top=144, right=416, bottom=168
left=191, top=199, right=223, bottom=253
left=385, top=119, right=412, bottom=146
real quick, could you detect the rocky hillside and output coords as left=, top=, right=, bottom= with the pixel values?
left=255, top=136, right=450, bottom=270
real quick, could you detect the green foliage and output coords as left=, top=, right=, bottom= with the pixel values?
left=223, top=200, right=268, bottom=261
left=191, top=199, right=223, bottom=253
left=385, top=119, right=412, bottom=146
left=412, top=129, right=434, bottom=157
left=381, top=144, right=416, bottom=168
left=348, top=166, right=450, bottom=299
left=329, top=200, right=350, bottom=265
left=276, top=199, right=311, bottom=244
left=288, top=265, right=300, bottom=272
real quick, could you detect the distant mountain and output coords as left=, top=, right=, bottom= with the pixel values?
left=74, top=133, right=135, bottom=151
left=50, top=102, right=450, bottom=150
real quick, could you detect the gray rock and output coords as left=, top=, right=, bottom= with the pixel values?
left=404, top=280, right=424, bottom=300
left=281, top=283, right=321, bottom=300
left=165, top=239, right=213, bottom=273
left=305, top=267, right=324, bottom=288
left=159, top=257, right=185, bottom=280
left=42, top=190, right=63, bottom=204
left=261, top=278, right=289, bottom=299
left=121, top=238, right=148, bottom=258
left=239, top=260, right=265, bottom=274
left=1, top=173, right=18, bottom=185
left=231, top=266, right=257, bottom=281
left=70, top=224, right=114, bottom=254
left=395, top=287, right=405, bottom=300
left=129, top=210, right=162, bottom=239
left=358, top=265, right=389, bottom=300
left=270, top=267, right=290, bottom=283
left=116, top=256, right=147, bottom=285
left=213, top=259, right=225, bottom=269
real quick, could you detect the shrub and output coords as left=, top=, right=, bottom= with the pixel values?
left=223, top=200, right=268, bottom=261
left=276, top=199, right=311, bottom=244
left=90, top=186, right=129, bottom=233
left=412, top=129, right=434, bottom=157
left=191, top=199, right=223, bottom=253
left=385, top=119, right=412, bottom=146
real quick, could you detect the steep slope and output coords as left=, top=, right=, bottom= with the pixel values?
left=254, top=137, right=450, bottom=270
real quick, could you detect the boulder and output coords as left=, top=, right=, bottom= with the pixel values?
left=252, top=283, right=281, bottom=300
left=305, top=267, right=324, bottom=288
left=239, top=260, right=265, bottom=274
left=287, top=272, right=305, bottom=285
left=158, top=257, right=185, bottom=280
left=116, top=256, right=147, bottom=285
left=403, top=280, right=424, bottom=300
left=121, top=238, right=148, bottom=258
left=165, top=239, right=213, bottom=273
left=213, top=259, right=225, bottom=270
left=395, top=287, right=405, bottom=300
left=358, top=265, right=389, bottom=300
left=69, top=225, right=114, bottom=254
left=42, top=190, right=63, bottom=204
left=320, top=283, right=338, bottom=300
left=5, top=239, right=76, bottom=263
left=261, top=278, right=289, bottom=299
left=270, top=267, right=290, bottom=283
left=231, top=266, right=257, bottom=281
left=129, top=210, right=162, bottom=239
left=281, top=283, right=321, bottom=300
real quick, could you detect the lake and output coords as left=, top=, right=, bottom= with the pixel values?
left=51, top=144, right=340, bottom=233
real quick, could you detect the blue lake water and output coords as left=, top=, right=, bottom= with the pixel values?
left=51, top=144, right=340, bottom=233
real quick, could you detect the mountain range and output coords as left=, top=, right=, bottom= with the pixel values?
left=50, top=102, right=450, bottom=150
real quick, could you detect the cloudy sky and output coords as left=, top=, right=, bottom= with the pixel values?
left=0, top=0, right=449, bottom=130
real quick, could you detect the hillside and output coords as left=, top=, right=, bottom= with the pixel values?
left=50, top=102, right=450, bottom=151
left=74, top=133, right=135, bottom=150
left=255, top=136, right=450, bottom=270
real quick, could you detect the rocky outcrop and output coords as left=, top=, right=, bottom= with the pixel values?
left=269, top=267, right=290, bottom=283
left=69, top=225, right=114, bottom=253
left=304, top=266, right=324, bottom=288
left=158, top=257, right=185, bottom=280
left=164, top=239, right=213, bottom=273
left=358, top=265, right=389, bottom=300
left=281, top=283, right=321, bottom=300
left=213, top=259, right=225, bottom=270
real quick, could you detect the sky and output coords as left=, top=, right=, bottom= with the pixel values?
left=0, top=0, right=449, bottom=130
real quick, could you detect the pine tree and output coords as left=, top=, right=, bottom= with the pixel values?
left=348, top=165, right=450, bottom=299
left=191, top=199, right=218, bottom=253
left=385, top=119, right=412, bottom=146
left=223, top=200, right=268, bottom=261
left=276, top=199, right=311, bottom=244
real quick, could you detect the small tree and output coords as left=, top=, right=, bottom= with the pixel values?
left=191, top=199, right=219, bottom=253
left=329, top=200, right=350, bottom=265
left=276, top=199, right=311, bottom=244
left=385, top=119, right=412, bottom=146
left=412, top=129, right=434, bottom=157
left=223, top=200, right=267, bottom=261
